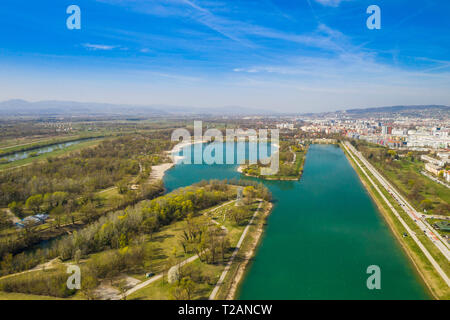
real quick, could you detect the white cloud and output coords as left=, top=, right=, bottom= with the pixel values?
left=314, top=0, right=349, bottom=7
left=82, top=43, right=117, bottom=50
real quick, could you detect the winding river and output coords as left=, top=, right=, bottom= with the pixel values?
left=164, top=143, right=429, bottom=299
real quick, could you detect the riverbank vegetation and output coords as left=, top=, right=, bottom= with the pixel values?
left=241, top=140, right=309, bottom=180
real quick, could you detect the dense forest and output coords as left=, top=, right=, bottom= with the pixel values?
left=0, top=133, right=178, bottom=264
left=0, top=134, right=172, bottom=210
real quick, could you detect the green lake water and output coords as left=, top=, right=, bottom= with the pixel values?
left=164, top=143, right=429, bottom=299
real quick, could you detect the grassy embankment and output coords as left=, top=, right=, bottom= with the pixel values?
left=213, top=201, right=273, bottom=300
left=341, top=143, right=450, bottom=300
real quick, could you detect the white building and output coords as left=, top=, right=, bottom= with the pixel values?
left=421, top=155, right=445, bottom=167
left=425, top=163, right=441, bottom=176
left=444, top=171, right=450, bottom=183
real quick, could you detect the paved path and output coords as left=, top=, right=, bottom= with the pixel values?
left=343, top=142, right=450, bottom=287
left=125, top=254, right=200, bottom=297
left=289, top=146, right=296, bottom=164
left=206, top=200, right=237, bottom=232
left=209, top=200, right=263, bottom=300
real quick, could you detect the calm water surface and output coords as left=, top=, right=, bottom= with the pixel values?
left=164, top=143, right=429, bottom=299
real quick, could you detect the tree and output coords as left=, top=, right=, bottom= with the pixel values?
left=0, top=210, right=12, bottom=231
left=141, top=216, right=159, bottom=239
left=230, top=207, right=246, bottom=225
left=116, top=180, right=128, bottom=194
left=50, top=205, right=65, bottom=228
left=0, top=253, right=13, bottom=274
left=420, top=199, right=433, bottom=211
left=170, top=276, right=196, bottom=300
left=243, top=186, right=256, bottom=204
left=74, top=249, right=82, bottom=264
left=52, top=191, right=69, bottom=207
left=117, top=279, right=128, bottom=300
left=80, top=270, right=98, bottom=300
left=180, top=277, right=196, bottom=300
left=79, top=201, right=97, bottom=223
left=25, top=194, right=43, bottom=214
left=43, top=193, right=54, bottom=212
left=8, top=201, right=23, bottom=217
left=168, top=264, right=180, bottom=284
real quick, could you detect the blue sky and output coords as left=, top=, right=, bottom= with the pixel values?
left=0, top=0, right=449, bottom=112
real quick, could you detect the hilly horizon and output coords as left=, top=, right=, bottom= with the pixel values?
left=0, top=99, right=448, bottom=117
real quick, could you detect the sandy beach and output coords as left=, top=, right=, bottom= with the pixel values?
left=168, top=139, right=208, bottom=163
left=150, top=140, right=208, bottom=181
left=149, top=163, right=174, bottom=181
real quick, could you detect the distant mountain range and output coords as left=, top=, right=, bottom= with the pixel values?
left=0, top=99, right=448, bottom=118
left=0, top=99, right=273, bottom=117
left=307, top=105, right=450, bottom=119
left=344, top=105, right=449, bottom=115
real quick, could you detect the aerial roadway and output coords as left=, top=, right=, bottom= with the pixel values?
left=343, top=142, right=450, bottom=287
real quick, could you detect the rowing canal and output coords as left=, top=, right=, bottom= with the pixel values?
left=164, top=143, right=430, bottom=299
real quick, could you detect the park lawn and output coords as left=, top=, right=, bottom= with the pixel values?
left=140, top=218, right=200, bottom=274
left=206, top=202, right=245, bottom=245
left=95, top=187, right=125, bottom=211
left=128, top=258, right=224, bottom=300
left=86, top=217, right=202, bottom=278
left=127, top=200, right=262, bottom=300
